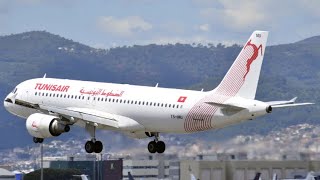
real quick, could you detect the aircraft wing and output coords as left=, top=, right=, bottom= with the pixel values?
left=38, top=104, right=144, bottom=131
left=266, top=97, right=314, bottom=108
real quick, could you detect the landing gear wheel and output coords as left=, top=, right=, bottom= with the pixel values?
left=85, top=141, right=95, bottom=153
left=94, top=141, right=103, bottom=153
left=33, top=137, right=44, bottom=143
left=38, top=138, right=44, bottom=143
left=64, top=125, right=70, bottom=132
left=148, top=141, right=157, bottom=153
left=156, top=141, right=165, bottom=153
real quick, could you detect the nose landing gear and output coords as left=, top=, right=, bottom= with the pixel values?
left=33, top=137, right=44, bottom=143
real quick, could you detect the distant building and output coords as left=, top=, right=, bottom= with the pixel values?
left=180, top=159, right=320, bottom=180
left=0, top=168, right=15, bottom=180
left=45, top=157, right=123, bottom=180
left=122, top=159, right=169, bottom=180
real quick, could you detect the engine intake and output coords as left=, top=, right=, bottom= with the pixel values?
left=26, top=113, right=69, bottom=138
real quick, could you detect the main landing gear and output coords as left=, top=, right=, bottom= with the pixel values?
left=33, top=137, right=44, bottom=143
left=147, top=133, right=166, bottom=154
left=85, top=123, right=103, bottom=154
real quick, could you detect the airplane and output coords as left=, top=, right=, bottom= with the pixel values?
left=282, top=172, right=317, bottom=180
left=251, top=172, right=279, bottom=180
left=128, top=172, right=134, bottom=180
left=253, top=172, right=262, bottom=180
left=3, top=31, right=313, bottom=154
left=72, top=174, right=89, bottom=180
left=273, top=173, right=278, bottom=180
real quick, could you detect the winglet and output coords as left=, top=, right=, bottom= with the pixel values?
left=289, top=97, right=297, bottom=103
left=43, top=73, right=47, bottom=78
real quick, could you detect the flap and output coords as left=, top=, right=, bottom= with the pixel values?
left=38, top=105, right=145, bottom=131
left=39, top=105, right=119, bottom=128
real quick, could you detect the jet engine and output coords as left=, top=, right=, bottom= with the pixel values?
left=26, top=113, right=70, bottom=138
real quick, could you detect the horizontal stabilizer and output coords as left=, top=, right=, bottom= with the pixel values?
left=271, top=103, right=314, bottom=108
left=266, top=97, right=314, bottom=108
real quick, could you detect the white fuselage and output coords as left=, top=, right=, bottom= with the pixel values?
left=4, top=78, right=268, bottom=134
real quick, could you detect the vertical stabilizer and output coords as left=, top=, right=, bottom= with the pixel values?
left=213, top=31, right=268, bottom=99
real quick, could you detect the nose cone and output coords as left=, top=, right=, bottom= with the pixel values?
left=4, top=93, right=15, bottom=113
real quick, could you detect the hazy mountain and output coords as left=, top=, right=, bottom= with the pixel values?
left=0, top=31, right=319, bottom=149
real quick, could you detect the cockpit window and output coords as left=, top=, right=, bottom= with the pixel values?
left=12, top=88, right=18, bottom=94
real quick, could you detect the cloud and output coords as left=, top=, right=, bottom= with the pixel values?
left=198, top=23, right=210, bottom=32
left=97, top=16, right=152, bottom=37
left=200, top=1, right=268, bottom=31
left=0, top=1, right=11, bottom=14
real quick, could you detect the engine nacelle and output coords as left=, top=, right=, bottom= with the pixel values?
left=26, top=113, right=70, bottom=138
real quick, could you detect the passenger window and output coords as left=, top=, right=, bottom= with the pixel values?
left=75, top=95, right=77, bottom=99
left=46, top=93, right=48, bottom=96
left=169, top=104, right=171, bottom=108
left=82, top=96, right=85, bottom=100
left=120, top=100, right=122, bottom=103
left=105, top=98, right=107, bottom=102
left=142, top=102, right=145, bottom=105
left=116, top=99, right=119, bottom=103
left=123, top=100, right=126, bottom=103
left=87, top=97, right=90, bottom=100
left=172, top=105, right=175, bottom=108
left=35, top=92, right=37, bottom=96
left=112, top=99, right=115, bottom=102
left=135, top=101, right=137, bottom=104
left=138, top=101, right=141, bottom=105
left=97, top=97, right=100, bottom=101
left=165, top=104, right=167, bottom=107
left=71, top=95, right=73, bottom=99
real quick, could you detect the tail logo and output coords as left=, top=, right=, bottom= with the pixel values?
left=243, top=39, right=263, bottom=79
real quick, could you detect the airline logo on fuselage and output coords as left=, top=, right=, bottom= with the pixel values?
left=34, top=83, right=70, bottom=92
left=80, top=88, right=124, bottom=97
left=178, top=96, right=187, bottom=103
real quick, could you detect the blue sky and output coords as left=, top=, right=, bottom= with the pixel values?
left=1, top=0, right=320, bottom=48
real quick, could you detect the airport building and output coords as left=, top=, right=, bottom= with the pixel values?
left=38, top=153, right=320, bottom=180
left=180, top=154, right=320, bottom=180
